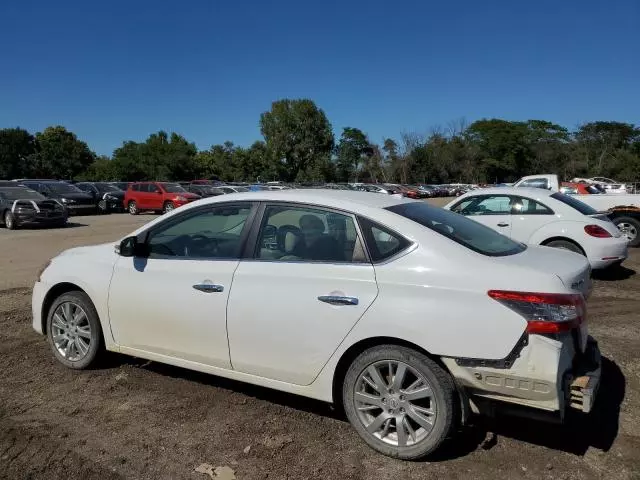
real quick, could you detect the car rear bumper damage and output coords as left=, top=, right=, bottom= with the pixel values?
left=442, top=334, right=601, bottom=420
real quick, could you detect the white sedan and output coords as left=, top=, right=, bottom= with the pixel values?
left=32, top=190, right=601, bottom=459
left=444, top=187, right=628, bottom=269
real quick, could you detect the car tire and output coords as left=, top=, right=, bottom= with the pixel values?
left=612, top=216, right=640, bottom=247
left=97, top=199, right=108, bottom=214
left=163, top=201, right=175, bottom=214
left=46, top=291, right=104, bottom=370
left=4, top=210, right=17, bottom=230
left=544, top=239, right=584, bottom=255
left=342, top=345, right=456, bottom=460
left=128, top=201, right=138, bottom=215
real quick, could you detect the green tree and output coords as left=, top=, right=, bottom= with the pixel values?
left=0, top=127, right=35, bottom=179
left=76, top=155, right=116, bottom=181
left=335, top=127, right=373, bottom=182
left=260, top=99, right=334, bottom=182
left=32, top=126, right=95, bottom=179
left=111, top=131, right=198, bottom=181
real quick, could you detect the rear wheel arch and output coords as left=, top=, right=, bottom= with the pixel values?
left=331, top=337, right=450, bottom=407
left=540, top=236, right=586, bottom=255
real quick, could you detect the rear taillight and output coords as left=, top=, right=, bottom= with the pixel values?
left=488, top=290, right=586, bottom=334
left=584, top=224, right=611, bottom=238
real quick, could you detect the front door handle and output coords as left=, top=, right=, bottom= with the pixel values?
left=497, top=222, right=509, bottom=227
left=193, top=283, right=224, bottom=293
left=318, top=295, right=359, bottom=306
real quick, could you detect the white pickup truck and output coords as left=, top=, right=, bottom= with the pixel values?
left=513, top=174, right=640, bottom=246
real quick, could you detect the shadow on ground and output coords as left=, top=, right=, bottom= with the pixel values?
left=101, top=353, right=625, bottom=461
left=592, top=265, right=636, bottom=281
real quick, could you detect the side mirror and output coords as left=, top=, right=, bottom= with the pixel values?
left=116, top=236, right=149, bottom=257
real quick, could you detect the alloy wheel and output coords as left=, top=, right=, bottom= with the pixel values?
left=4, top=211, right=13, bottom=229
left=617, top=222, right=638, bottom=242
left=128, top=202, right=137, bottom=214
left=50, top=302, right=92, bottom=362
left=354, top=360, right=437, bottom=447
left=164, top=202, right=175, bottom=213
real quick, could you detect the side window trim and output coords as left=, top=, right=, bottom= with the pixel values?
left=138, top=201, right=258, bottom=260
left=242, top=201, right=371, bottom=265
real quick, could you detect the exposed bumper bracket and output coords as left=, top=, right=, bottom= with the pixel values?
left=567, top=337, right=601, bottom=413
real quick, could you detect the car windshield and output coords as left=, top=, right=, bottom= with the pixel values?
left=550, top=192, right=599, bottom=215
left=47, top=183, right=83, bottom=194
left=386, top=202, right=527, bottom=256
left=0, top=188, right=45, bottom=201
left=96, top=183, right=121, bottom=193
left=162, top=183, right=187, bottom=193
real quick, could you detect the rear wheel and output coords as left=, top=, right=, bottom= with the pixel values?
left=163, top=201, right=175, bottom=214
left=46, top=291, right=103, bottom=369
left=128, top=201, right=138, bottom=215
left=544, top=239, right=584, bottom=256
left=342, top=345, right=456, bottom=460
left=4, top=210, right=17, bottom=230
left=612, top=216, right=640, bottom=247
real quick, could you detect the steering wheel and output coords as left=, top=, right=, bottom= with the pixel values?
left=186, top=234, right=218, bottom=257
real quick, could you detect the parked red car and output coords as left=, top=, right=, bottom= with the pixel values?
left=124, top=182, right=201, bottom=215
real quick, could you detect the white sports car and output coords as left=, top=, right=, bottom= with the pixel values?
left=445, top=187, right=628, bottom=269
left=32, top=190, right=601, bottom=459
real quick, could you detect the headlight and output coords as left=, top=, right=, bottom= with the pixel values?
left=104, top=194, right=117, bottom=200
left=175, top=196, right=187, bottom=202
left=61, top=198, right=75, bottom=204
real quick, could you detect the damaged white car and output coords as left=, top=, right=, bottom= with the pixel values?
left=31, top=190, right=601, bottom=459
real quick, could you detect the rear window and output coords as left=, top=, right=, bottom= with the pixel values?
left=550, top=192, right=598, bottom=215
left=386, top=202, right=526, bottom=257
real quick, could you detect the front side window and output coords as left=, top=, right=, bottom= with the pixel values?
left=256, top=205, right=363, bottom=262
left=512, top=197, right=554, bottom=215
left=147, top=183, right=160, bottom=193
left=451, top=195, right=512, bottom=216
left=387, top=202, right=526, bottom=257
left=132, top=184, right=141, bottom=192
left=147, top=205, right=252, bottom=259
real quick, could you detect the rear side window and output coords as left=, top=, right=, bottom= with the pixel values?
left=512, top=197, right=554, bottom=215
left=358, top=217, right=411, bottom=262
left=387, top=202, right=526, bottom=257
left=550, top=192, right=598, bottom=215
left=450, top=195, right=511, bottom=215
left=132, top=184, right=141, bottom=192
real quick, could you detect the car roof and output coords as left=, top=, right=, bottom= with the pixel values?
left=194, top=188, right=413, bottom=211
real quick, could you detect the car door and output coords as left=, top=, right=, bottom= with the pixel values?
left=450, top=194, right=513, bottom=237
left=226, top=203, right=378, bottom=385
left=510, top=195, right=556, bottom=243
left=108, top=202, right=256, bottom=368
left=148, top=183, right=164, bottom=210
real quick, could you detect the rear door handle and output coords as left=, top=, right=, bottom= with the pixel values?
left=497, top=222, right=509, bottom=227
left=193, top=283, right=224, bottom=293
left=318, top=295, right=359, bottom=306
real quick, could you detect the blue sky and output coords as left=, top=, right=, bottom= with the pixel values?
left=1, top=0, right=638, bottom=156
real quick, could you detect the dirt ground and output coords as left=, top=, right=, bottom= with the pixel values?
left=1, top=204, right=639, bottom=480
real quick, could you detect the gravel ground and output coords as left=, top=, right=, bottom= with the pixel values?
left=1, top=203, right=639, bottom=480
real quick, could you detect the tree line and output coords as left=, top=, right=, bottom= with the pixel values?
left=2, top=99, right=639, bottom=184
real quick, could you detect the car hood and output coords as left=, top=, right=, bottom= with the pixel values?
left=103, top=190, right=125, bottom=199
left=58, top=242, right=116, bottom=258
left=493, top=245, right=592, bottom=298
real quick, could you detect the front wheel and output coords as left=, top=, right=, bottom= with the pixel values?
left=128, top=201, right=138, bottom=215
left=342, top=345, right=456, bottom=460
left=163, top=201, right=175, bottom=214
left=613, top=216, right=640, bottom=247
left=46, top=291, right=103, bottom=369
left=97, top=199, right=108, bottom=214
left=4, top=210, right=17, bottom=230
